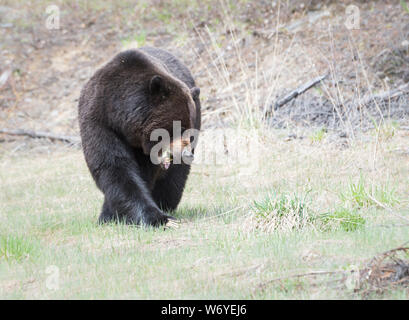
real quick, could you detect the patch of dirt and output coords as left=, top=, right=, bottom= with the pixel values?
left=372, top=43, right=409, bottom=81
left=268, top=87, right=409, bottom=133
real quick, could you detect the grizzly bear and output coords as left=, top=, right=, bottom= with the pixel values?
left=78, top=47, right=201, bottom=226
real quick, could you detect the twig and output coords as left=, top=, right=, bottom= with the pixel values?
left=198, top=206, right=244, bottom=222
left=217, top=263, right=264, bottom=278
left=0, top=128, right=80, bottom=144
left=266, top=73, right=328, bottom=115
left=256, top=270, right=344, bottom=291
left=366, top=194, right=409, bottom=223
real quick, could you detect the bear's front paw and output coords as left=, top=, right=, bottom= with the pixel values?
left=140, top=207, right=176, bottom=227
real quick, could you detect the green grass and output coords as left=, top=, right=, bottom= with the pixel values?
left=319, top=208, right=366, bottom=232
left=340, top=175, right=400, bottom=209
left=309, top=127, right=327, bottom=144
left=401, top=0, right=409, bottom=14
left=120, top=32, right=147, bottom=49
left=0, top=235, right=40, bottom=262
left=248, top=191, right=314, bottom=232
left=0, top=130, right=408, bottom=299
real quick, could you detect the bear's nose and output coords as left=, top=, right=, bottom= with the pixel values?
left=182, top=149, right=194, bottom=164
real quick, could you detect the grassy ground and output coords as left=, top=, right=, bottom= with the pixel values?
left=1, top=128, right=408, bottom=299
left=0, top=0, right=408, bottom=300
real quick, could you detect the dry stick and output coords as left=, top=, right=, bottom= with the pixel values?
left=0, top=128, right=80, bottom=144
left=256, top=270, right=344, bottom=291
left=266, top=73, right=328, bottom=115
left=366, top=194, right=409, bottom=223
left=356, top=83, right=409, bottom=107
left=197, top=205, right=245, bottom=222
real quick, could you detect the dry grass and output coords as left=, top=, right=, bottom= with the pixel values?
left=243, top=191, right=314, bottom=233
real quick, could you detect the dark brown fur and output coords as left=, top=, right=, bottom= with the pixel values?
left=78, top=47, right=201, bottom=226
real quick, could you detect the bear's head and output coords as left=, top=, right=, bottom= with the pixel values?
left=157, top=136, right=194, bottom=170
left=97, top=49, right=199, bottom=164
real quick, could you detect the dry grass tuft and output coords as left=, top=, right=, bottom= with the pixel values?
left=243, top=192, right=315, bottom=233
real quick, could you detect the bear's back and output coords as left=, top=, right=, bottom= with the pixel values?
left=139, top=47, right=196, bottom=89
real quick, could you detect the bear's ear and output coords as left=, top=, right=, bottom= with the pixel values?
left=190, top=87, right=200, bottom=100
left=149, top=75, right=165, bottom=95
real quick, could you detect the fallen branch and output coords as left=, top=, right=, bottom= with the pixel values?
left=266, top=73, right=328, bottom=115
left=0, top=128, right=80, bottom=144
left=255, top=270, right=343, bottom=292
left=357, top=83, right=409, bottom=108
